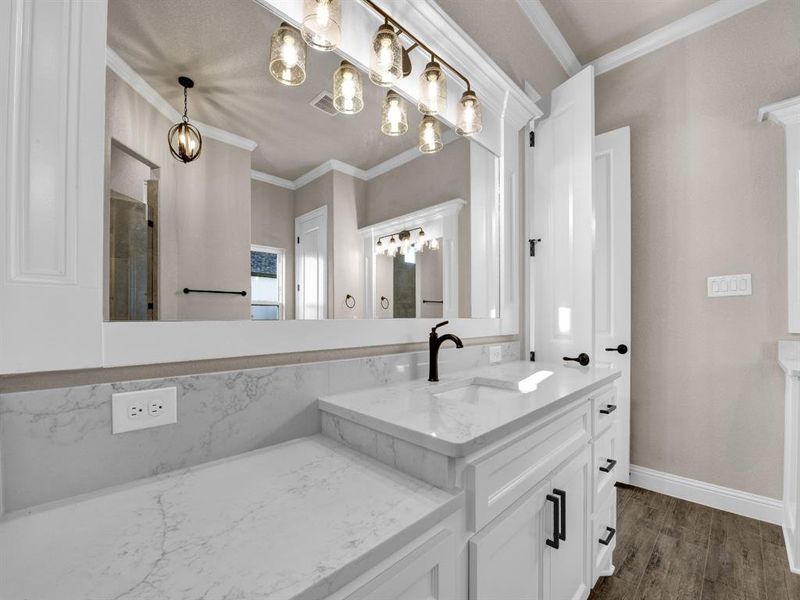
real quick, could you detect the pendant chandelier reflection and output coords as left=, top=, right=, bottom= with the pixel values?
left=168, top=76, right=202, bottom=164
left=269, top=22, right=306, bottom=86
left=302, top=0, right=342, bottom=51
left=375, top=227, right=433, bottom=256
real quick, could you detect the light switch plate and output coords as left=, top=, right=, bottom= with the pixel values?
left=707, top=274, right=752, bottom=297
left=112, top=387, right=177, bottom=434
left=489, top=345, right=502, bottom=364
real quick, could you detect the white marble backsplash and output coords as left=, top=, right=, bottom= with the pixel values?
left=0, top=342, right=518, bottom=512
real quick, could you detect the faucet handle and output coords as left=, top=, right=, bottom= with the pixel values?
left=432, top=320, right=449, bottom=333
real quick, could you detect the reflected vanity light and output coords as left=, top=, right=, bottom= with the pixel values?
left=301, top=0, right=341, bottom=51
left=517, top=370, right=554, bottom=393
left=269, top=22, right=306, bottom=86
left=456, top=89, right=482, bottom=136
left=418, top=60, right=447, bottom=116
left=167, top=76, right=202, bottom=164
left=333, top=61, right=364, bottom=114
left=369, top=23, right=403, bottom=86
left=558, top=307, right=572, bottom=334
left=381, top=90, right=408, bottom=136
left=419, top=116, right=443, bottom=154
left=376, top=228, right=434, bottom=256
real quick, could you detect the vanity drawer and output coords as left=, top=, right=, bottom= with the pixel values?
left=592, top=385, right=618, bottom=436
left=592, top=492, right=617, bottom=585
left=593, top=422, right=620, bottom=508
left=467, top=402, right=591, bottom=531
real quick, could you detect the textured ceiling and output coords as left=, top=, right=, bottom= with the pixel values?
left=540, top=0, right=717, bottom=63
left=107, top=0, right=427, bottom=178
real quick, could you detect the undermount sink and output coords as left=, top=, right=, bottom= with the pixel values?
left=430, top=370, right=555, bottom=401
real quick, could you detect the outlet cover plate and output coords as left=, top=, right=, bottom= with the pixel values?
left=112, top=387, right=177, bottom=434
left=707, top=273, right=752, bottom=297
left=489, top=345, right=503, bottom=364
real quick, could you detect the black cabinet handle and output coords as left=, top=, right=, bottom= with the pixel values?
left=553, top=488, right=566, bottom=541
left=599, top=526, right=616, bottom=546
left=599, top=459, right=617, bottom=473
left=563, top=353, right=590, bottom=366
left=599, top=404, right=617, bottom=415
left=546, top=494, right=561, bottom=549
left=604, top=344, right=628, bottom=354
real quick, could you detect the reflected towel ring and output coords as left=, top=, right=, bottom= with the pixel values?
left=345, top=294, right=356, bottom=309
left=380, top=296, right=390, bottom=310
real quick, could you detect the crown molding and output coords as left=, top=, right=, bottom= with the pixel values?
left=515, top=0, right=581, bottom=77
left=589, top=0, right=769, bottom=76
left=759, top=95, right=800, bottom=127
left=365, top=130, right=460, bottom=180
left=250, top=170, right=295, bottom=190
left=106, top=47, right=258, bottom=152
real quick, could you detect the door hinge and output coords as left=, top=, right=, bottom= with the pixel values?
left=530, top=351, right=535, bottom=362
left=147, top=302, right=154, bottom=310
left=147, top=219, right=154, bottom=227
left=529, top=238, right=541, bottom=257
left=297, top=236, right=300, bottom=244
left=529, top=131, right=535, bottom=147
left=297, top=284, right=300, bottom=292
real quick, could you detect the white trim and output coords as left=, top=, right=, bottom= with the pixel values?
left=515, top=0, right=581, bottom=76
left=629, top=465, right=782, bottom=525
left=589, top=0, right=769, bottom=76
left=357, top=198, right=467, bottom=237
left=759, top=95, right=800, bottom=126
left=250, top=170, right=295, bottom=190
left=293, top=159, right=368, bottom=189
left=105, top=47, right=258, bottom=152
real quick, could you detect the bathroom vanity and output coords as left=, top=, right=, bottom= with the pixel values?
left=0, top=361, right=621, bottom=599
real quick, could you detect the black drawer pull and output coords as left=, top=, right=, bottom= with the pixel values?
left=599, top=404, right=617, bottom=415
left=599, top=526, right=616, bottom=546
left=546, top=494, right=560, bottom=549
left=554, top=488, right=566, bottom=541
left=599, top=459, right=617, bottom=473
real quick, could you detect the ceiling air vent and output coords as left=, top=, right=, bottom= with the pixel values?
left=309, top=91, right=337, bottom=116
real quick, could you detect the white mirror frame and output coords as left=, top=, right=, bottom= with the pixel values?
left=0, top=0, right=541, bottom=373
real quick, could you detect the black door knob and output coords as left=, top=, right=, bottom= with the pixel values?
left=604, top=344, right=628, bottom=355
left=563, top=353, right=590, bottom=366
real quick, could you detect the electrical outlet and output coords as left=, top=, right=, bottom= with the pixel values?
left=489, top=345, right=502, bottom=364
left=112, top=388, right=177, bottom=434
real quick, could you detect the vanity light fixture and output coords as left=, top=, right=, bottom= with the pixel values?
left=418, top=59, right=446, bottom=116
left=333, top=61, right=364, bottom=114
left=167, top=76, right=202, bottom=164
left=301, top=0, right=341, bottom=51
left=456, top=89, right=482, bottom=136
left=381, top=90, right=408, bottom=136
left=419, top=115, right=443, bottom=154
left=269, top=22, right=306, bottom=86
left=369, top=22, right=403, bottom=86
left=376, top=227, right=433, bottom=256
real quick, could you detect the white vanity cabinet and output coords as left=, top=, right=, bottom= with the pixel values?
left=466, top=383, right=618, bottom=600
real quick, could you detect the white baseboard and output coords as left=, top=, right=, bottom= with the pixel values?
left=629, top=465, right=782, bottom=525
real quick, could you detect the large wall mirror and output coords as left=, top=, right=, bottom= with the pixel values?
left=103, top=0, right=502, bottom=323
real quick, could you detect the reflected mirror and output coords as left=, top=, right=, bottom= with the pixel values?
left=104, top=0, right=501, bottom=321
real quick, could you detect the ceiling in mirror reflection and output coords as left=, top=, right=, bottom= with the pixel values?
left=107, top=0, right=428, bottom=179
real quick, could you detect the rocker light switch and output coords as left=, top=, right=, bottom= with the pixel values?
left=707, top=274, right=751, bottom=297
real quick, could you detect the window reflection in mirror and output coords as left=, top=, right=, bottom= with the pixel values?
left=103, top=0, right=501, bottom=321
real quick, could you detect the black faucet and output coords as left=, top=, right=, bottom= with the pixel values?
left=428, top=321, right=463, bottom=382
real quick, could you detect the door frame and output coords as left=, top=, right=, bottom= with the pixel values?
left=294, top=206, right=328, bottom=320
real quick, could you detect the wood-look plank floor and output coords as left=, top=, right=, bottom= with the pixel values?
left=589, top=485, right=800, bottom=600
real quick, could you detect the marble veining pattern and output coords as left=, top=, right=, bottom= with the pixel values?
left=0, top=343, right=517, bottom=511
left=0, top=435, right=461, bottom=600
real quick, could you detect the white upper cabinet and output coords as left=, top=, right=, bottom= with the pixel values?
left=532, top=67, right=595, bottom=364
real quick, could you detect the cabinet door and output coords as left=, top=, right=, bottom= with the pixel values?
left=469, top=481, right=550, bottom=600
left=545, top=446, right=592, bottom=600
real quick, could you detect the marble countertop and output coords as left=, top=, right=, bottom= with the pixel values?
left=0, top=435, right=462, bottom=600
left=319, top=361, right=621, bottom=457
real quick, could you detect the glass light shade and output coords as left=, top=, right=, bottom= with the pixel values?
left=333, top=61, right=364, bottom=114
left=381, top=90, right=408, bottom=136
left=168, top=120, right=202, bottom=163
left=388, top=236, right=397, bottom=254
left=302, top=0, right=341, bottom=51
left=419, top=116, right=443, bottom=154
left=369, top=24, right=402, bottom=86
left=417, top=228, right=425, bottom=247
left=456, top=90, right=482, bottom=136
left=418, top=61, right=447, bottom=115
left=269, top=23, right=306, bottom=86
left=428, top=237, right=440, bottom=251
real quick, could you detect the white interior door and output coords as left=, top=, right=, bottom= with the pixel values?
left=532, top=66, right=595, bottom=363
left=593, top=127, right=631, bottom=484
left=295, top=206, right=328, bottom=320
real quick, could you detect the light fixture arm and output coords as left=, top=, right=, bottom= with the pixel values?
left=376, top=226, right=425, bottom=245
left=360, top=0, right=472, bottom=91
